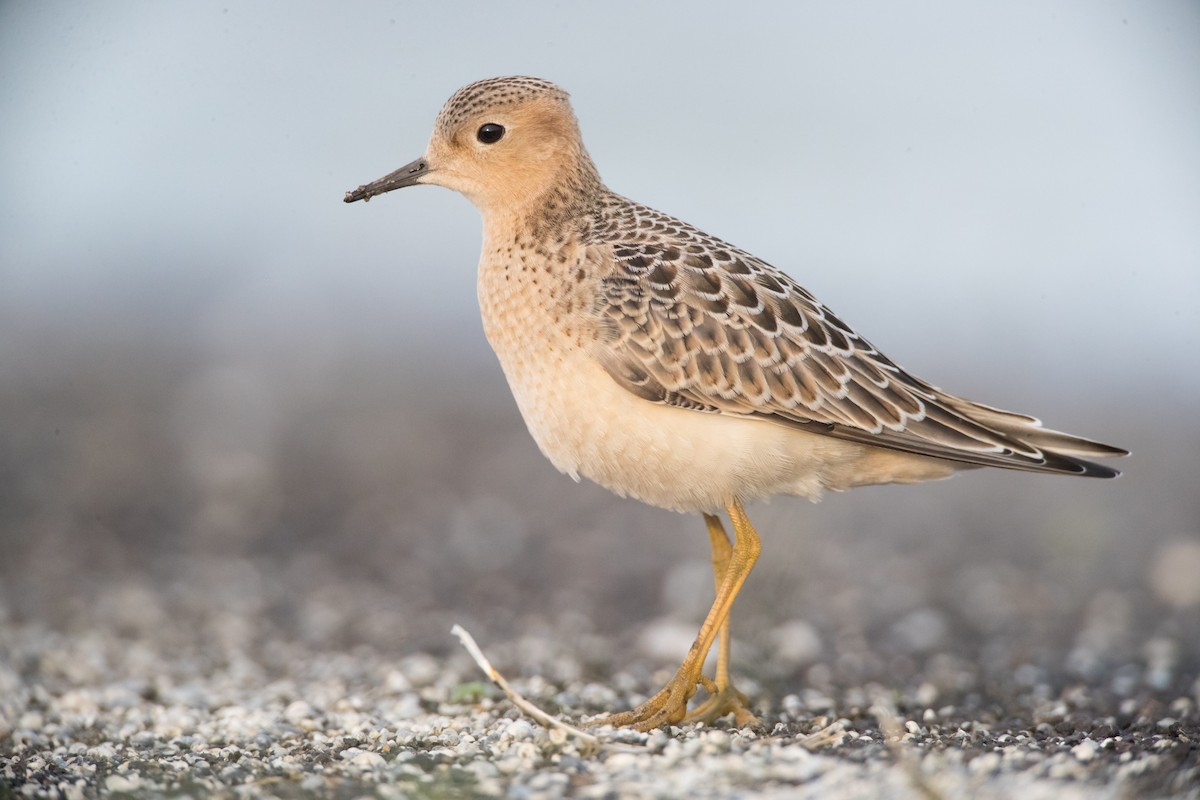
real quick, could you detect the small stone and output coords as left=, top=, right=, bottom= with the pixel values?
left=502, top=720, right=535, bottom=741
left=969, top=752, right=1001, bottom=774
left=105, top=775, right=140, bottom=792
left=914, top=682, right=938, bottom=707
left=1072, top=739, right=1099, bottom=762
left=384, top=670, right=412, bottom=693
left=86, top=743, right=118, bottom=761
left=284, top=700, right=315, bottom=724
left=17, top=712, right=44, bottom=730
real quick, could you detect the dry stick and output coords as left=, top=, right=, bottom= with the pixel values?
left=796, top=719, right=848, bottom=750
left=451, top=624, right=608, bottom=748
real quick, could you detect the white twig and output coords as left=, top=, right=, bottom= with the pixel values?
left=451, top=624, right=602, bottom=747
left=796, top=718, right=847, bottom=750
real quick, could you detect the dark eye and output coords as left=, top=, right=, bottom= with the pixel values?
left=476, top=123, right=505, bottom=144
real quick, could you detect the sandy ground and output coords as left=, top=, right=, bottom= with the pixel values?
left=2, top=326, right=1198, bottom=798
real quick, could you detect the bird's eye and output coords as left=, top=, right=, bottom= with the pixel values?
left=476, top=123, right=505, bottom=144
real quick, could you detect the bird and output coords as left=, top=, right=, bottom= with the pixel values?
left=344, top=76, right=1127, bottom=731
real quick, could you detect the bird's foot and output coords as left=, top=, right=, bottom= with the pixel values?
left=605, top=668, right=703, bottom=731
left=605, top=671, right=757, bottom=730
left=686, top=676, right=758, bottom=727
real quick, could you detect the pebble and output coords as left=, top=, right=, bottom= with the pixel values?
left=502, top=720, right=536, bottom=741
left=1071, top=739, right=1099, bottom=762
left=350, top=750, right=386, bottom=768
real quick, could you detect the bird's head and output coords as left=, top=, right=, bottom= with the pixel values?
left=345, top=76, right=598, bottom=216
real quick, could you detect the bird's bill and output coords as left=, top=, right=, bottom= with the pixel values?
left=344, top=157, right=429, bottom=203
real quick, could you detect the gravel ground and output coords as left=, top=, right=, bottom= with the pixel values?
left=2, top=330, right=1199, bottom=798
left=1, top=589, right=1197, bottom=800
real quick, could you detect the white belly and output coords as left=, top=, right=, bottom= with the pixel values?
left=494, top=342, right=855, bottom=513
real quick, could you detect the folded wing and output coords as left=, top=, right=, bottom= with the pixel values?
left=591, top=221, right=1126, bottom=478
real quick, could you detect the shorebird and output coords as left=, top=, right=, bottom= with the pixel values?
left=344, top=76, right=1126, bottom=731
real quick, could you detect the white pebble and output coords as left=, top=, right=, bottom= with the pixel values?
left=502, top=719, right=535, bottom=741
left=284, top=700, right=315, bottom=724
left=1072, top=739, right=1099, bottom=762
left=105, top=774, right=140, bottom=792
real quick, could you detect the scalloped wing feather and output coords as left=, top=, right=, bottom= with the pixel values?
left=592, top=205, right=1126, bottom=478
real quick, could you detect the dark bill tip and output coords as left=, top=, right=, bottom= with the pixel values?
left=344, top=158, right=429, bottom=203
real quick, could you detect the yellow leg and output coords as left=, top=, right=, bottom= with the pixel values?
left=705, top=513, right=734, bottom=684
left=606, top=497, right=762, bottom=731
left=684, top=514, right=759, bottom=726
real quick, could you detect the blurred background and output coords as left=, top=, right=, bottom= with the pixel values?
left=2, top=2, right=1198, bottom=704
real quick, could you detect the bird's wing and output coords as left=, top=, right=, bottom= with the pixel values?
left=591, top=229, right=1125, bottom=477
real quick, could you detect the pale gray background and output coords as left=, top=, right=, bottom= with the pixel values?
left=3, top=1, right=1198, bottom=385
left=1, top=1, right=1198, bottom=691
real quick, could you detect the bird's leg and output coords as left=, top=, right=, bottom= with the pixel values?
left=684, top=513, right=759, bottom=727
left=606, top=497, right=762, bottom=731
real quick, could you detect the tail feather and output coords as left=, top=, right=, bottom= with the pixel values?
left=942, top=396, right=1128, bottom=455
left=940, top=396, right=1128, bottom=475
